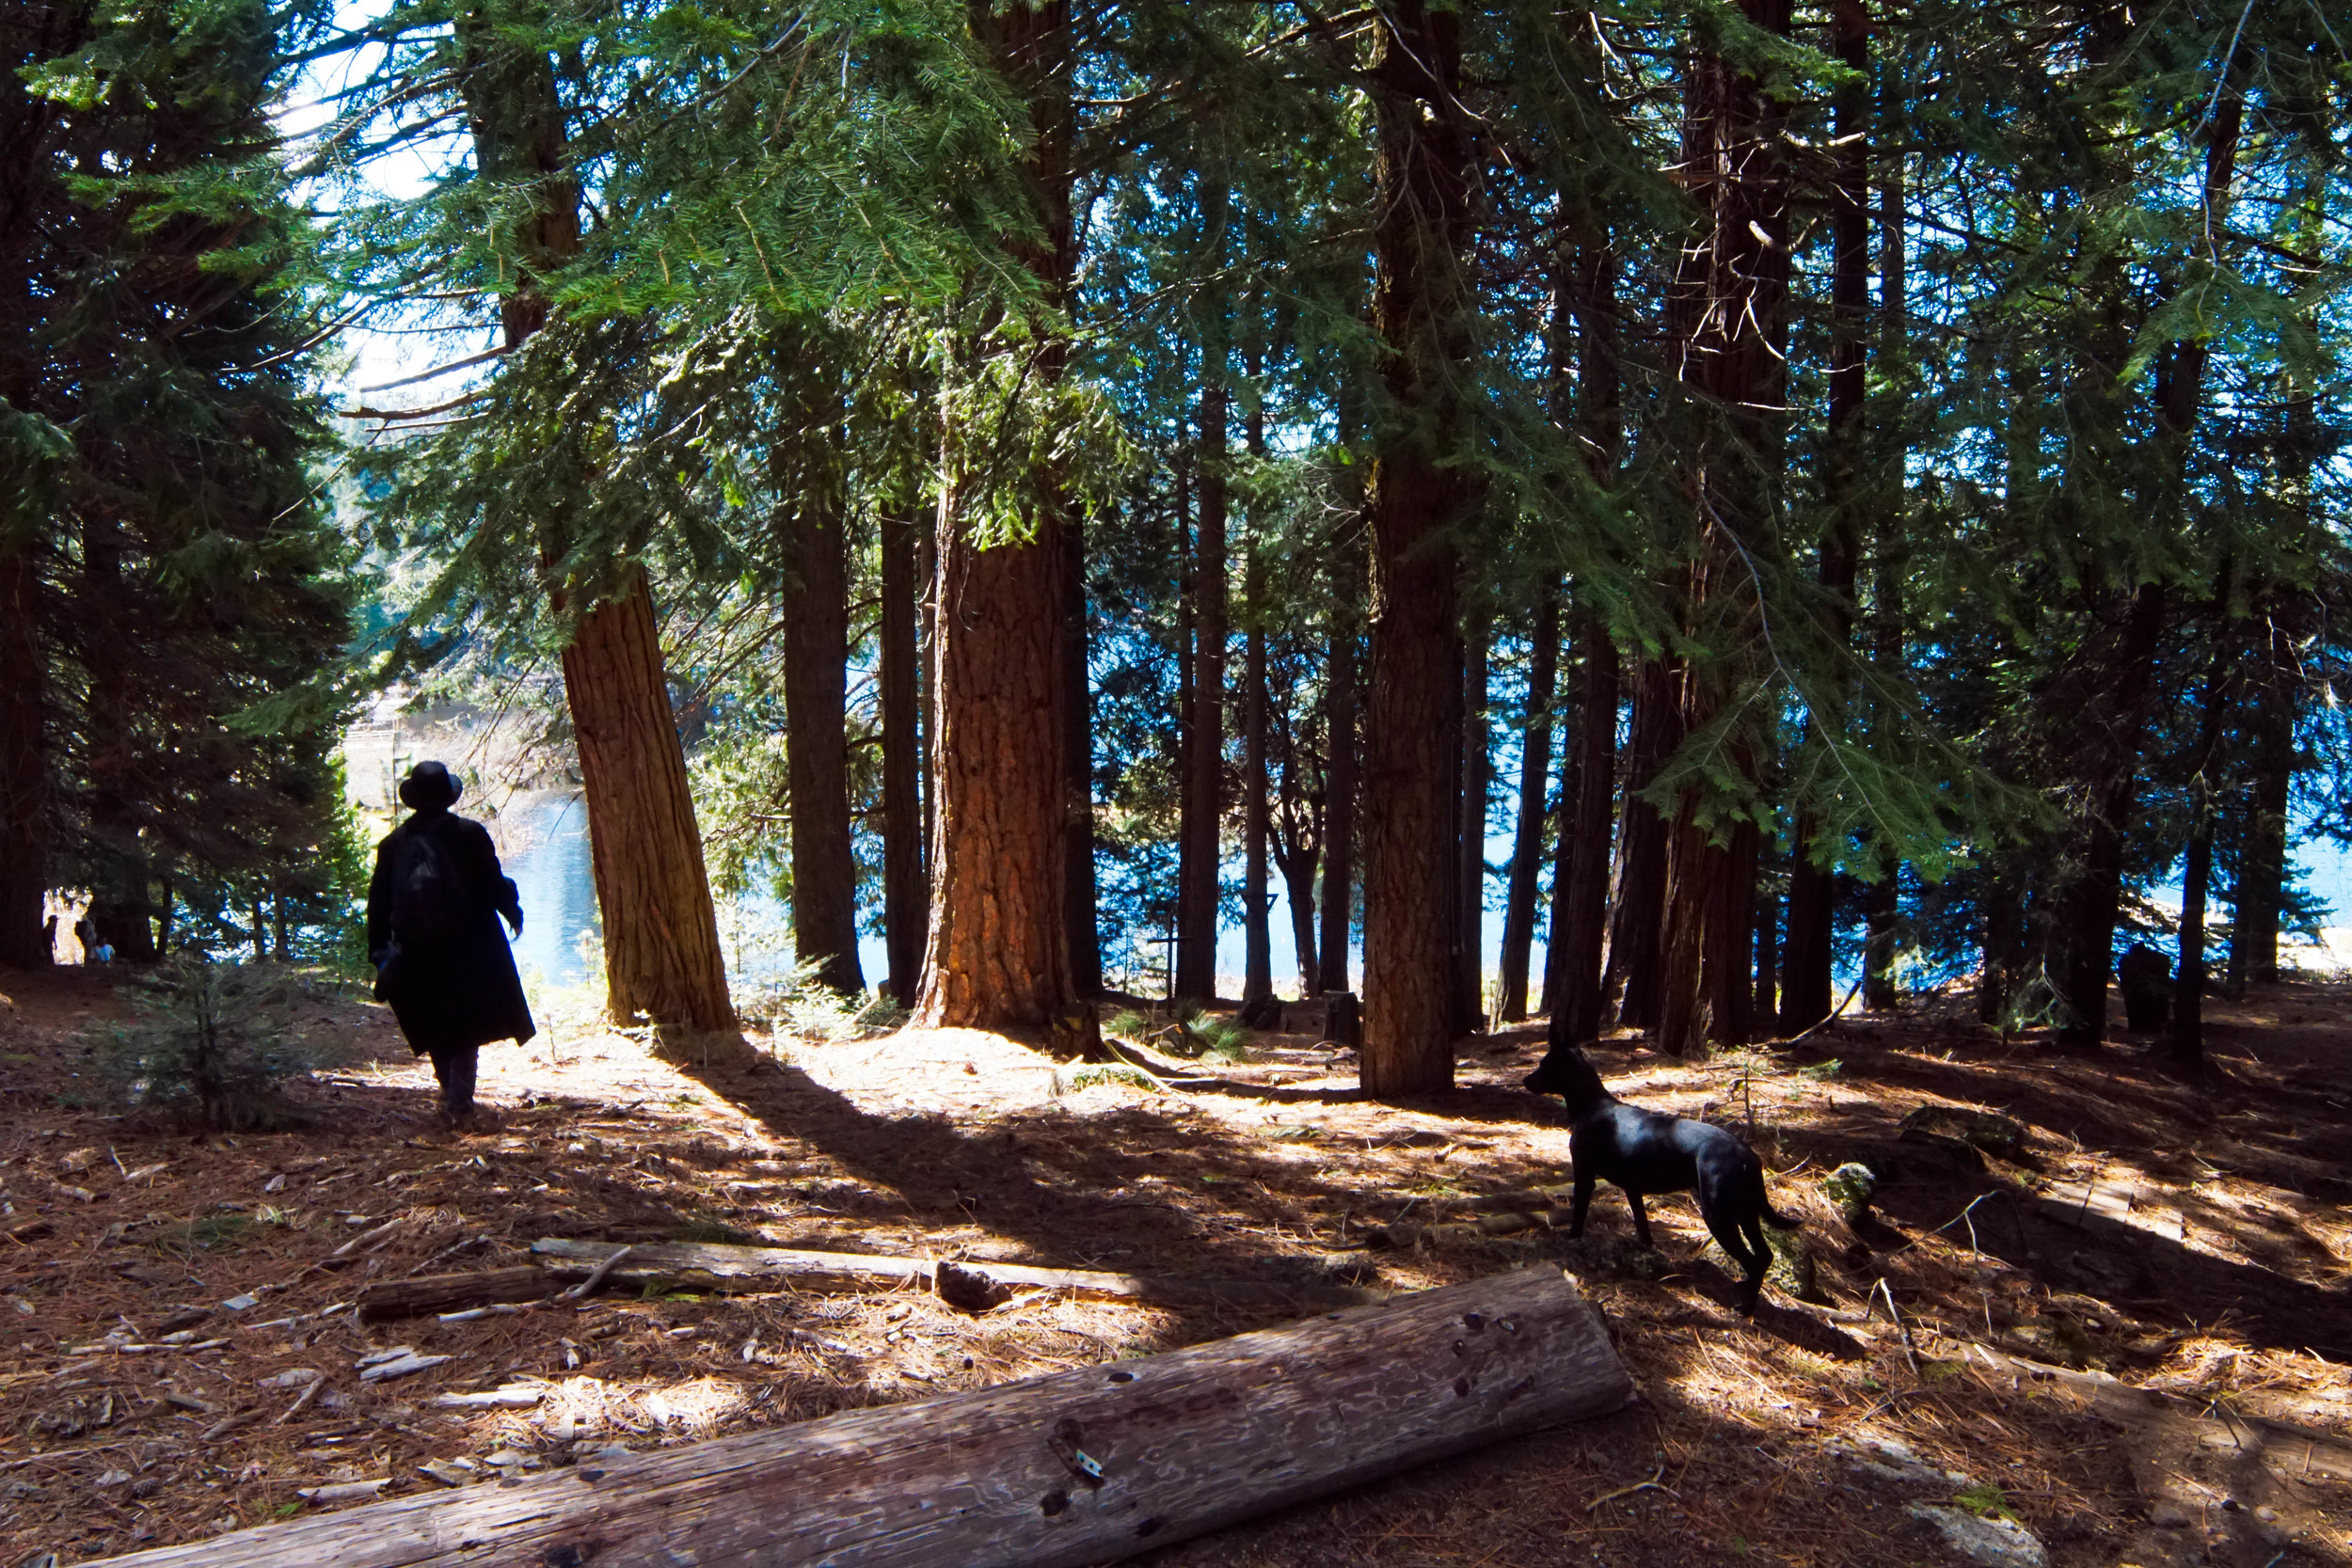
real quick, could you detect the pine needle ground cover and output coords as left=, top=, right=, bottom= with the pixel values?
left=0, top=970, right=2344, bottom=1566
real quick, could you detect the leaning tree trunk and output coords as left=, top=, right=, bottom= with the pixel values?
left=459, top=13, right=734, bottom=1037
left=564, top=569, right=737, bottom=1032
left=780, top=421, right=865, bottom=998
left=916, top=0, right=1077, bottom=1030
left=1360, top=1, right=1474, bottom=1098
left=1495, top=585, right=1560, bottom=1022
left=881, top=504, right=927, bottom=1006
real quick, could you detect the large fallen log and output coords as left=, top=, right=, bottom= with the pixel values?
left=102, top=1263, right=1633, bottom=1568
left=529, top=1237, right=1383, bottom=1313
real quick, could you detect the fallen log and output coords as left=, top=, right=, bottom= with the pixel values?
left=528, top=1237, right=1385, bottom=1315
left=355, top=1267, right=561, bottom=1323
left=95, top=1263, right=1633, bottom=1568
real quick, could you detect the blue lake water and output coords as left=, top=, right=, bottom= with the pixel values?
left=490, top=781, right=2352, bottom=1002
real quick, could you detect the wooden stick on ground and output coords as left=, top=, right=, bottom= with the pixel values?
left=560, top=1243, right=636, bottom=1302
left=93, top=1264, right=1635, bottom=1568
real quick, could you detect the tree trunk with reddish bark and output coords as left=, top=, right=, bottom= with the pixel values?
left=1063, top=512, right=1102, bottom=997
left=458, top=15, right=736, bottom=1040
left=1177, top=374, right=1228, bottom=1004
left=1600, top=658, right=1676, bottom=1030
left=916, top=0, right=1077, bottom=1030
left=1454, top=611, right=1490, bottom=1035
left=0, top=538, right=45, bottom=968
left=1360, top=2, right=1475, bottom=1097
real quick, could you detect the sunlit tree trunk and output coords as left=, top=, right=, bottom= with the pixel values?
left=458, top=9, right=734, bottom=1037
left=916, top=0, right=1077, bottom=1029
left=1360, top=0, right=1474, bottom=1096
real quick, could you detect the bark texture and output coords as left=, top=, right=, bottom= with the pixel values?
left=1454, top=614, right=1490, bottom=1035
left=1243, top=557, right=1273, bottom=1003
left=1361, top=2, right=1474, bottom=1097
left=564, top=571, right=737, bottom=1034
left=0, top=539, right=44, bottom=967
left=914, top=0, right=1078, bottom=1029
left=104, top=1267, right=1632, bottom=1568
left=458, top=16, right=734, bottom=1037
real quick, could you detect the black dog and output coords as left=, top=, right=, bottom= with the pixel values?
left=1525, top=1045, right=1799, bottom=1313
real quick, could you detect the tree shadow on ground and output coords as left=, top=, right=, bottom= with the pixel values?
left=668, top=1053, right=1422, bottom=1303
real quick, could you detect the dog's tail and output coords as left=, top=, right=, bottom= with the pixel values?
left=1760, top=1197, right=1803, bottom=1229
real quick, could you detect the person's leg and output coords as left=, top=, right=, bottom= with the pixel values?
left=428, top=1046, right=479, bottom=1125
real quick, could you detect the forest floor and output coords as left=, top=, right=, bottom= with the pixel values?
left=0, top=965, right=2347, bottom=1567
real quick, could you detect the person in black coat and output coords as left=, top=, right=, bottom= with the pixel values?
left=367, top=761, right=536, bottom=1130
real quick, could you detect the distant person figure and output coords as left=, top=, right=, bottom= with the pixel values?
left=72, top=916, right=96, bottom=964
left=367, top=761, right=535, bottom=1132
left=42, top=915, right=57, bottom=962
left=93, top=942, right=114, bottom=964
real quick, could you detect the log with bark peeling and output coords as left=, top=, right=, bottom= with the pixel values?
left=355, top=1266, right=560, bottom=1323
left=531, top=1237, right=1384, bottom=1314
left=96, top=1263, right=1633, bottom=1568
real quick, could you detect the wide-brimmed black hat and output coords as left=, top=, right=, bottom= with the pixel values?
left=398, top=760, right=462, bottom=811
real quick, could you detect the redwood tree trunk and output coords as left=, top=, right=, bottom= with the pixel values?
left=1496, top=587, right=1560, bottom=1022
left=460, top=16, right=735, bottom=1037
left=781, top=441, right=864, bottom=997
left=916, top=0, right=1076, bottom=1030
left=564, top=570, right=737, bottom=1032
left=881, top=505, right=926, bottom=1006
left=1360, top=1, right=1473, bottom=1096
left=1177, top=375, right=1229, bottom=1003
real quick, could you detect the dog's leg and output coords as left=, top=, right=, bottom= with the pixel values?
left=1567, top=1170, right=1594, bottom=1239
left=1627, top=1191, right=1654, bottom=1248
left=1702, top=1210, right=1764, bottom=1313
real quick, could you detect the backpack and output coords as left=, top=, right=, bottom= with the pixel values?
left=390, top=825, right=473, bottom=945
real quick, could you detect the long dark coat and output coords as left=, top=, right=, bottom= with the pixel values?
left=366, top=808, right=537, bottom=1055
